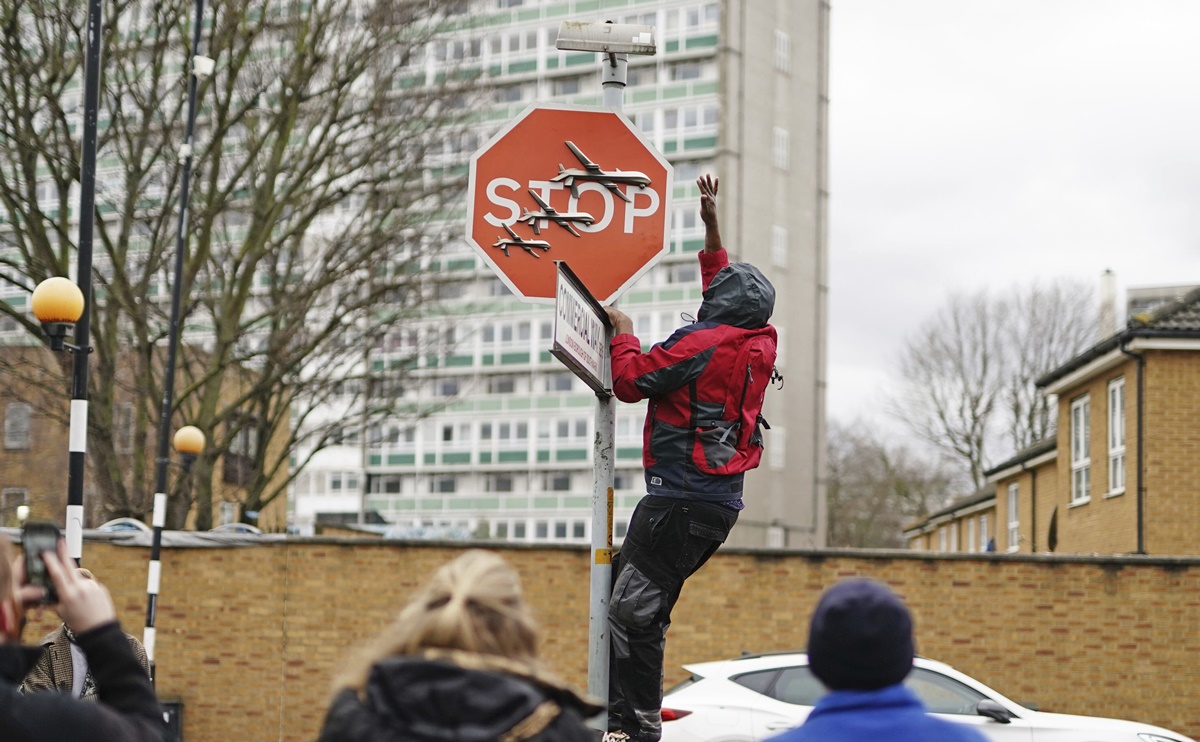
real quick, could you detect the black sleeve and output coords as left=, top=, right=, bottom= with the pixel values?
left=69, top=621, right=167, bottom=742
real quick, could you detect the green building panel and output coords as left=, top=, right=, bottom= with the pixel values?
left=443, top=452, right=471, bottom=465
left=563, top=496, right=589, bottom=509
left=478, top=399, right=503, bottom=411
left=555, top=449, right=588, bottom=462
left=534, top=496, right=558, bottom=509
left=501, top=351, right=531, bottom=364
left=423, top=453, right=437, bottom=465
left=537, top=450, right=551, bottom=462
left=618, top=447, right=643, bottom=459
left=498, top=450, right=528, bottom=463
left=503, top=497, right=530, bottom=510
left=479, top=452, right=493, bottom=464
left=536, top=396, right=560, bottom=409
left=685, top=34, right=718, bottom=50
left=445, top=355, right=474, bottom=367
left=387, top=454, right=416, bottom=466
left=685, top=135, right=718, bottom=151
left=419, top=499, right=443, bottom=510
left=508, top=59, right=537, bottom=74
left=369, top=455, right=382, bottom=466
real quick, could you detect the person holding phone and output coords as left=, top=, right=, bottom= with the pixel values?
left=0, top=534, right=167, bottom=742
left=22, top=566, right=152, bottom=700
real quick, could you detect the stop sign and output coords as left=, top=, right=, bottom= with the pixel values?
left=466, top=103, right=674, bottom=304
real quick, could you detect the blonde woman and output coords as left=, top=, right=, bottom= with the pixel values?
left=317, top=550, right=601, bottom=742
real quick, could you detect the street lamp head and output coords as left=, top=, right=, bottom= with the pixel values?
left=174, top=425, right=206, bottom=471
left=31, top=277, right=85, bottom=351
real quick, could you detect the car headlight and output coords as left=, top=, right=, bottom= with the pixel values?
left=1138, top=735, right=1185, bottom=742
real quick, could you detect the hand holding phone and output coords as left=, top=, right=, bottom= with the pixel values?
left=22, top=521, right=61, bottom=605
left=41, top=541, right=117, bottom=633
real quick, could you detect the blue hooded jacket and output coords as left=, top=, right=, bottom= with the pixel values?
left=767, top=685, right=990, bottom=742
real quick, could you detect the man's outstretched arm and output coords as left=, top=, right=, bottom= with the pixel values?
left=698, top=174, right=722, bottom=254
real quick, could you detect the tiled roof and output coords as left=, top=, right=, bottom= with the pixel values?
left=1132, top=286, right=1200, bottom=331
left=1037, top=286, right=1200, bottom=387
left=903, top=484, right=996, bottom=533
left=983, top=437, right=1057, bottom=479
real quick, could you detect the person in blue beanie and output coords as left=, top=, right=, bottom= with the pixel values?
left=769, top=578, right=988, bottom=742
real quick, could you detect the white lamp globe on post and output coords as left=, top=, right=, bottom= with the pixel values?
left=31, top=277, right=85, bottom=351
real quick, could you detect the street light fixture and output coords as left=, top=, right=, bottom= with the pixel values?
left=173, top=425, right=206, bottom=469
left=31, top=277, right=85, bottom=352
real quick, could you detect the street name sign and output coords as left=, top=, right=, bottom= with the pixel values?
left=551, top=261, right=612, bottom=394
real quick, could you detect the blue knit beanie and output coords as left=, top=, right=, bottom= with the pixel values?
left=806, top=579, right=914, bottom=691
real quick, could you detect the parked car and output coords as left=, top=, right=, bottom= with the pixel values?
left=96, top=517, right=152, bottom=533
left=660, top=652, right=1194, bottom=742
left=209, top=523, right=262, bottom=534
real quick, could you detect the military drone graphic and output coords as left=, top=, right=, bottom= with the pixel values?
left=492, top=223, right=552, bottom=258
left=517, top=190, right=595, bottom=237
left=551, top=141, right=651, bottom=204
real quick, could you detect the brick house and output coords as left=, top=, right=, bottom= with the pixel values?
left=906, top=288, right=1200, bottom=555
left=0, top=345, right=288, bottom=530
left=903, top=485, right=996, bottom=553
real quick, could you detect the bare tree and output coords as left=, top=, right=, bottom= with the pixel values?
left=826, top=420, right=959, bottom=548
left=893, top=280, right=1098, bottom=489
left=0, top=0, right=479, bottom=527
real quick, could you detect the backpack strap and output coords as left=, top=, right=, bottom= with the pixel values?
left=499, top=700, right=562, bottom=742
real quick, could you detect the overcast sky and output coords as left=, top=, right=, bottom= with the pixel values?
left=827, top=0, right=1200, bottom=431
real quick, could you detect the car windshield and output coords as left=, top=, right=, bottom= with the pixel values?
left=731, top=664, right=987, bottom=715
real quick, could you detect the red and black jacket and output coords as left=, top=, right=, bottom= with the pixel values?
left=610, top=248, right=777, bottom=502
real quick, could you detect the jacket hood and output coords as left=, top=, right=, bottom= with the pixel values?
left=321, top=654, right=600, bottom=742
left=697, top=262, right=775, bottom=329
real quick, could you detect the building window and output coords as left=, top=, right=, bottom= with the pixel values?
left=535, top=521, right=548, bottom=539
left=572, top=521, right=586, bottom=539
left=1070, top=394, right=1091, bottom=503
left=545, top=374, right=573, bottom=392
left=4, top=402, right=31, bottom=450
left=771, top=226, right=788, bottom=269
left=948, top=522, right=958, bottom=553
left=225, top=415, right=260, bottom=486
left=545, top=473, right=571, bottom=492
left=772, top=127, right=790, bottom=170
left=1, top=488, right=28, bottom=526
left=978, top=514, right=990, bottom=551
left=774, top=30, right=790, bottom=72
left=554, top=521, right=567, bottom=539
left=937, top=527, right=947, bottom=552
left=113, top=402, right=135, bottom=454
left=219, top=501, right=237, bottom=526
left=430, top=476, right=456, bottom=494
left=488, top=376, right=515, bottom=394
left=488, top=474, right=513, bottom=493
left=1007, top=483, right=1019, bottom=551
left=1108, top=377, right=1125, bottom=494
left=967, top=518, right=977, bottom=553
left=513, top=521, right=527, bottom=539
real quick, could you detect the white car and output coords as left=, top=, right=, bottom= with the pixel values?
left=660, top=652, right=1194, bottom=742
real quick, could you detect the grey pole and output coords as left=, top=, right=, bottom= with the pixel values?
left=143, top=0, right=210, bottom=683
left=586, top=45, right=629, bottom=720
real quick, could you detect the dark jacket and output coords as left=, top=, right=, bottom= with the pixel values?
left=317, top=650, right=602, bottom=742
left=0, top=621, right=167, bottom=742
left=610, top=248, right=777, bottom=501
left=767, top=685, right=989, bottom=742
left=22, top=624, right=151, bottom=699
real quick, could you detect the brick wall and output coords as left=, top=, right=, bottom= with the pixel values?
left=22, top=539, right=1200, bottom=742
left=1143, top=350, right=1200, bottom=554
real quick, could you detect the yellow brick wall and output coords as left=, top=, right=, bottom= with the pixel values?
left=21, top=540, right=1200, bottom=742
left=1143, top=350, right=1200, bottom=554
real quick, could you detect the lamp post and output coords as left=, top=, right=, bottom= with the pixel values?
left=143, top=424, right=205, bottom=683
left=31, top=277, right=88, bottom=560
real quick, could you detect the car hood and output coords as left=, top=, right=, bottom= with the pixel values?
left=1025, top=709, right=1196, bottom=742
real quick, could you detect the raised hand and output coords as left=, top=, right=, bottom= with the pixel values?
left=697, top=174, right=719, bottom=226
left=42, top=540, right=117, bottom=634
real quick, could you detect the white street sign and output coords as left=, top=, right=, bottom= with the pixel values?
left=551, top=262, right=611, bottom=395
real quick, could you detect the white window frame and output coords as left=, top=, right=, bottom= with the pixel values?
left=772, top=127, right=790, bottom=170
left=1107, top=377, right=1126, bottom=495
left=938, top=526, right=947, bottom=552
left=1007, top=483, right=1019, bottom=552
left=774, top=29, right=790, bottom=72
left=1070, top=394, right=1091, bottom=503
left=771, top=225, right=788, bottom=269
left=967, top=518, right=977, bottom=553
left=948, top=522, right=958, bottom=553
left=978, top=514, right=989, bottom=552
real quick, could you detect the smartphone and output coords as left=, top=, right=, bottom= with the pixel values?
left=22, top=521, right=61, bottom=604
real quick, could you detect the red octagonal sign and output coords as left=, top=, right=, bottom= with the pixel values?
left=466, top=103, right=674, bottom=304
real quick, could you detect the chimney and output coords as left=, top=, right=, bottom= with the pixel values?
left=1100, top=269, right=1118, bottom=335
